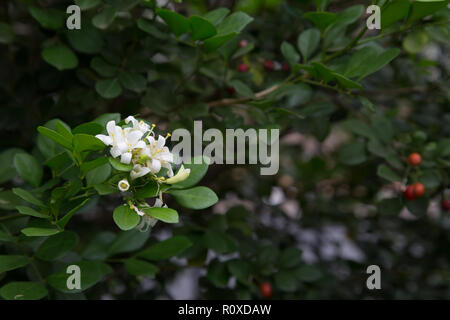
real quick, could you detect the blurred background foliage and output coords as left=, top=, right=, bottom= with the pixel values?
left=0, top=0, right=449, bottom=299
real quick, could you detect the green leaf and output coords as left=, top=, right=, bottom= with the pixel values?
left=142, top=207, right=179, bottom=224
left=16, top=206, right=49, bottom=219
left=0, top=255, right=29, bottom=274
left=229, top=79, right=254, bottom=98
left=119, top=72, right=147, bottom=93
left=190, top=15, right=217, bottom=40
left=113, top=205, right=140, bottom=231
left=13, top=153, right=43, bottom=188
left=12, top=188, right=45, bottom=207
left=73, top=133, right=105, bottom=154
left=303, top=12, right=337, bottom=31
left=358, top=96, right=376, bottom=113
left=92, top=6, right=116, bottom=29
left=135, top=180, right=159, bottom=199
left=275, top=271, right=298, bottom=292
left=341, top=119, right=376, bottom=139
left=82, top=231, right=116, bottom=260
left=301, top=102, right=336, bottom=118
left=297, top=28, right=320, bottom=62
left=75, top=0, right=101, bottom=10
left=216, top=12, right=253, bottom=35
left=203, top=8, right=230, bottom=25
left=0, top=22, right=14, bottom=44
left=57, top=198, right=90, bottom=229
left=86, top=163, right=111, bottom=186
left=37, top=126, right=73, bottom=150
left=203, top=231, right=237, bottom=254
left=338, top=142, right=367, bottom=165
left=81, top=157, right=109, bottom=175
left=171, top=156, right=210, bottom=189
left=294, top=265, right=323, bottom=282
left=156, top=9, right=190, bottom=36
left=377, top=164, right=401, bottom=182
left=0, top=282, right=48, bottom=300
left=407, top=0, right=448, bottom=24
left=107, top=229, right=150, bottom=256
left=47, top=261, right=112, bottom=293
left=42, top=44, right=78, bottom=71
left=207, top=259, right=229, bottom=287
left=204, top=33, right=237, bottom=52
left=124, top=259, right=158, bottom=277
left=95, top=78, right=122, bottom=99
left=227, top=260, right=251, bottom=284
left=279, top=247, right=302, bottom=269
left=108, top=157, right=133, bottom=172
left=21, top=228, right=61, bottom=237
left=281, top=41, right=300, bottom=67
left=168, top=186, right=218, bottom=210
left=333, top=72, right=363, bottom=89
left=334, top=4, right=364, bottom=26
left=29, top=6, right=65, bottom=30
left=73, top=122, right=105, bottom=135
left=137, top=236, right=192, bottom=261
left=66, top=20, right=104, bottom=54
left=91, top=57, right=117, bottom=77
left=381, top=0, right=411, bottom=28
left=358, top=48, right=400, bottom=80
left=36, top=231, right=79, bottom=261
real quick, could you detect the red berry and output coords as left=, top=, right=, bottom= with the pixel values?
left=408, top=153, right=422, bottom=166
left=238, top=39, right=249, bottom=48
left=226, top=86, right=235, bottom=94
left=264, top=60, right=275, bottom=71
left=281, top=62, right=290, bottom=72
left=441, top=199, right=450, bottom=211
left=260, top=282, right=272, bottom=299
left=413, top=182, right=425, bottom=198
left=237, top=63, right=249, bottom=72
left=404, top=185, right=416, bottom=200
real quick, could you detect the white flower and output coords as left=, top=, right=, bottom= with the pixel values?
left=136, top=199, right=166, bottom=232
left=95, top=120, right=146, bottom=164
left=142, top=135, right=174, bottom=176
left=118, top=179, right=130, bottom=192
left=130, top=164, right=151, bottom=180
left=125, top=116, right=151, bottom=134
left=165, top=165, right=191, bottom=184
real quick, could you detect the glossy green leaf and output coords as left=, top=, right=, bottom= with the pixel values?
left=137, top=236, right=192, bottom=261
left=113, top=205, right=140, bottom=231
left=168, top=186, right=218, bottom=210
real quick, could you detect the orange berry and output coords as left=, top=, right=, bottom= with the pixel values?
left=413, top=183, right=425, bottom=198
left=408, top=153, right=422, bottom=166
left=260, top=282, right=273, bottom=298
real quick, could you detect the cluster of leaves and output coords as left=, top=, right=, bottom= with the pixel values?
left=0, top=0, right=449, bottom=300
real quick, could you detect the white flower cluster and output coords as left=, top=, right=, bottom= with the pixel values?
left=95, top=116, right=191, bottom=230
left=96, top=116, right=191, bottom=185
left=96, top=116, right=175, bottom=181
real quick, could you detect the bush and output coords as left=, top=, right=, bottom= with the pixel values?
left=0, top=0, right=449, bottom=300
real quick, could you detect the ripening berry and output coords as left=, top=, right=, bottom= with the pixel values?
left=264, top=60, right=275, bottom=71
left=282, top=62, right=290, bottom=71
left=260, top=282, right=273, bottom=299
left=408, top=153, right=422, bottom=166
left=238, top=39, right=249, bottom=48
left=404, top=185, right=416, bottom=200
left=226, top=86, right=235, bottom=94
left=413, top=182, right=425, bottom=198
left=441, top=199, right=450, bottom=211
left=237, top=63, right=249, bottom=72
